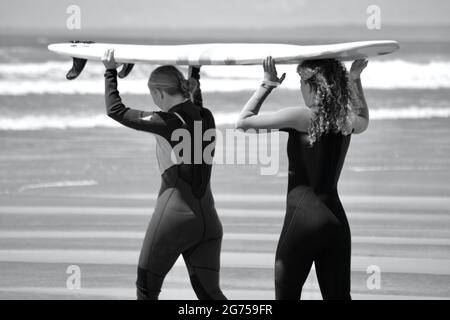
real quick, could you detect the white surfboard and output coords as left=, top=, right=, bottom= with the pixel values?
left=48, top=40, right=399, bottom=79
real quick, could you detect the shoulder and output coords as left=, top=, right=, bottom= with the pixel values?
left=278, top=107, right=311, bottom=117
left=153, top=111, right=176, bottom=120
left=143, top=111, right=185, bottom=128
left=201, top=107, right=216, bottom=129
left=199, top=106, right=214, bottom=118
left=277, top=107, right=312, bottom=132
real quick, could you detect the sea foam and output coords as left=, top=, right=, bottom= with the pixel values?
left=1, top=59, right=450, bottom=95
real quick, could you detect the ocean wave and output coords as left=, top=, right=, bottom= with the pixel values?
left=368, top=106, right=450, bottom=119
left=18, top=180, right=98, bottom=192
left=1, top=106, right=449, bottom=131
left=0, top=61, right=153, bottom=79
left=0, top=60, right=450, bottom=94
left=213, top=107, right=450, bottom=124
left=349, top=165, right=446, bottom=172
left=0, top=114, right=119, bottom=130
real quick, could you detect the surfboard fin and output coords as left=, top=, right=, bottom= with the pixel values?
left=66, top=57, right=87, bottom=80
left=118, top=63, right=134, bottom=78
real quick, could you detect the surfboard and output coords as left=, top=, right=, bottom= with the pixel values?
left=48, top=40, right=399, bottom=79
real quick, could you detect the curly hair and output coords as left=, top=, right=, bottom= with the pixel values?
left=297, top=59, right=353, bottom=145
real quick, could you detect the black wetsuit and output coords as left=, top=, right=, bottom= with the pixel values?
left=104, top=68, right=226, bottom=300
left=276, top=129, right=352, bottom=300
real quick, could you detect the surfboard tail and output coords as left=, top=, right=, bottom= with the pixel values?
left=118, top=63, right=134, bottom=78
left=65, top=58, right=134, bottom=80
left=66, top=57, right=87, bottom=80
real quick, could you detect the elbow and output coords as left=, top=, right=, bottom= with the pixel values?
left=106, top=107, right=115, bottom=119
left=362, top=120, right=369, bottom=133
left=106, top=107, right=120, bottom=122
left=353, top=118, right=369, bottom=134
left=106, top=108, right=115, bottom=118
left=235, top=119, right=250, bottom=131
left=235, top=119, right=244, bottom=130
left=360, top=118, right=369, bottom=133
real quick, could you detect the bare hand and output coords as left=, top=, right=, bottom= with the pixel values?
left=263, top=56, right=286, bottom=84
left=349, top=59, right=368, bottom=80
left=102, top=49, right=121, bottom=70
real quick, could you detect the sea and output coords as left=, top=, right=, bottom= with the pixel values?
left=0, top=26, right=450, bottom=130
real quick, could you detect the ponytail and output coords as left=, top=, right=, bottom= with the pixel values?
left=179, top=77, right=198, bottom=99
left=148, top=65, right=197, bottom=99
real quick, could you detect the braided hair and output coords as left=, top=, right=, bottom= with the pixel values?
left=148, top=65, right=198, bottom=100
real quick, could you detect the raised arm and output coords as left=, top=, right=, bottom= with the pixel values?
left=188, top=66, right=203, bottom=107
left=348, top=59, right=369, bottom=134
left=102, top=49, right=183, bottom=136
left=236, top=56, right=311, bottom=132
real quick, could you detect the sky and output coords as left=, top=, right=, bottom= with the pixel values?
left=0, top=0, right=449, bottom=32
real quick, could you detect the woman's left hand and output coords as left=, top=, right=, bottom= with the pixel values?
left=102, top=49, right=121, bottom=70
left=349, top=59, right=368, bottom=80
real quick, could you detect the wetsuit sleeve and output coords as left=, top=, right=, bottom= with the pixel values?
left=104, top=68, right=183, bottom=137
left=189, top=66, right=203, bottom=108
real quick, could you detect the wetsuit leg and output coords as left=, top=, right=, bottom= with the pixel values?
left=136, top=212, right=182, bottom=300
left=136, top=266, right=169, bottom=300
left=136, top=180, right=227, bottom=300
left=136, top=186, right=201, bottom=300
left=315, top=197, right=352, bottom=300
left=177, top=183, right=226, bottom=300
left=275, top=186, right=341, bottom=300
left=183, top=236, right=227, bottom=300
left=275, top=187, right=315, bottom=299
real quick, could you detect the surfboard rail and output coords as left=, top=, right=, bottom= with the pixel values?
left=48, top=40, right=399, bottom=79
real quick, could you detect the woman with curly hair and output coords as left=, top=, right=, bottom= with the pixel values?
left=236, top=57, right=369, bottom=300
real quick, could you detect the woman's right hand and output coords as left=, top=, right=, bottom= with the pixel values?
left=102, top=49, right=121, bottom=70
left=263, top=56, right=286, bottom=84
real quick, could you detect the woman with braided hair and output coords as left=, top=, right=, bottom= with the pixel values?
left=236, top=56, right=369, bottom=299
left=102, top=48, right=226, bottom=300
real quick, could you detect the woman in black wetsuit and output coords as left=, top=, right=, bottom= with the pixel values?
left=236, top=57, right=369, bottom=300
left=102, top=49, right=226, bottom=300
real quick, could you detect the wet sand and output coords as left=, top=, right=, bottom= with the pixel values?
left=0, top=119, right=449, bottom=299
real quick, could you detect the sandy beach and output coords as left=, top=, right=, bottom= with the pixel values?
left=1, top=116, right=449, bottom=300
